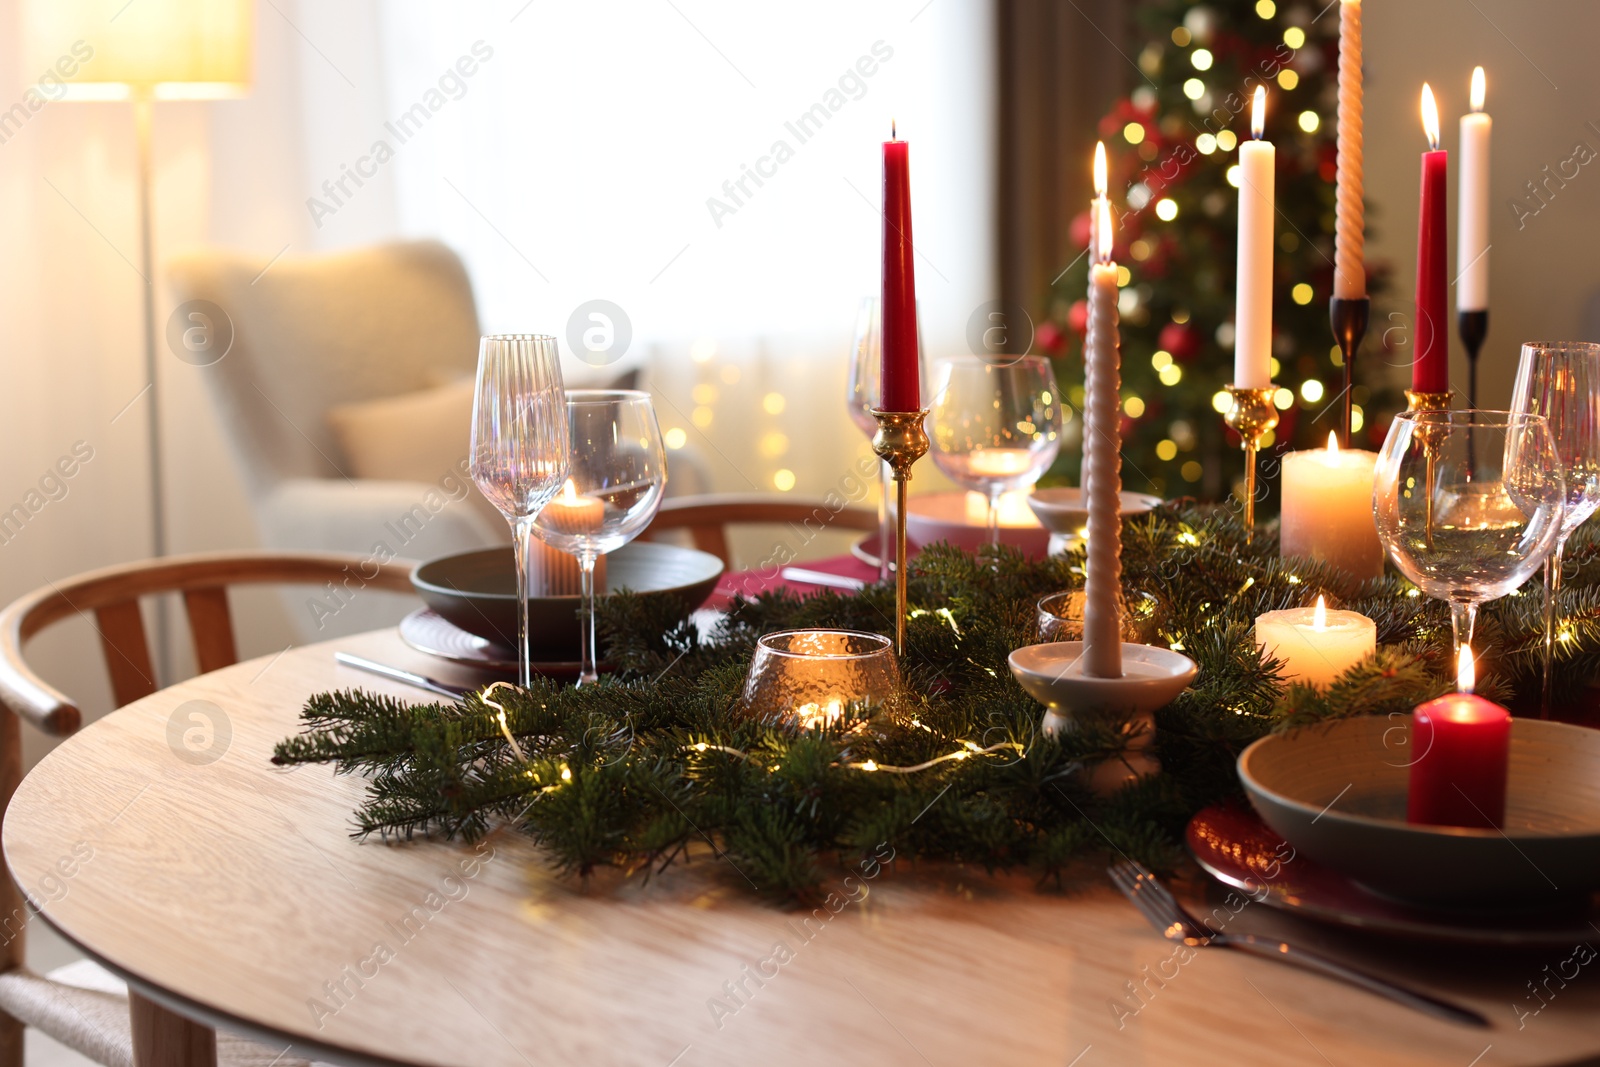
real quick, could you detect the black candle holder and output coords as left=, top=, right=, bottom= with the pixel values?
left=1330, top=297, right=1370, bottom=448
left=1459, top=310, right=1489, bottom=409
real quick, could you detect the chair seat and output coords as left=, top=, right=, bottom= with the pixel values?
left=0, top=961, right=325, bottom=1067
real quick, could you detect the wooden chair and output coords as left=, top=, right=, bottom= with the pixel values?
left=0, top=552, right=417, bottom=1067
left=641, top=493, right=879, bottom=567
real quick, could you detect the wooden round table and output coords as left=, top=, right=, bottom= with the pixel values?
left=5, top=631, right=1598, bottom=1067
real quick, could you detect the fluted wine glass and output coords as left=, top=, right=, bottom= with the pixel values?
left=1511, top=341, right=1600, bottom=715
left=469, top=335, right=571, bottom=688
left=534, top=390, right=667, bottom=686
left=846, top=297, right=924, bottom=578
left=1373, top=409, right=1565, bottom=657
left=928, top=354, right=1064, bottom=546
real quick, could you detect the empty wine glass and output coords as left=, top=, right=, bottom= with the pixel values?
left=928, top=354, right=1064, bottom=546
left=1511, top=342, right=1600, bottom=715
left=1373, top=409, right=1564, bottom=656
left=533, top=390, right=668, bottom=686
left=469, top=335, right=571, bottom=689
left=846, top=297, right=924, bottom=579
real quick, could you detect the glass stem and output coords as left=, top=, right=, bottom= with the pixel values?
left=986, top=487, right=1002, bottom=549
left=1448, top=600, right=1478, bottom=661
left=1542, top=537, right=1567, bottom=720
left=878, top=459, right=893, bottom=581
left=578, top=553, right=599, bottom=687
left=512, top=517, right=536, bottom=689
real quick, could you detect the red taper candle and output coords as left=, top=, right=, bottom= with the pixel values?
left=880, top=125, right=920, bottom=412
left=1407, top=646, right=1511, bottom=828
left=1413, top=84, right=1449, bottom=394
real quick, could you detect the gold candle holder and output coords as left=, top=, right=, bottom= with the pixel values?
left=1222, top=386, right=1279, bottom=543
left=1404, top=389, right=1454, bottom=414
left=870, top=408, right=930, bottom=654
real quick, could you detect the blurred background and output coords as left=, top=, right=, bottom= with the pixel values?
left=1, top=0, right=1598, bottom=740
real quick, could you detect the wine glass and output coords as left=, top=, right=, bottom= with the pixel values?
left=845, top=297, right=924, bottom=579
left=1373, top=409, right=1564, bottom=656
left=1511, top=341, right=1600, bottom=715
left=533, top=390, right=667, bottom=686
left=928, top=354, right=1064, bottom=546
left=469, top=335, right=571, bottom=689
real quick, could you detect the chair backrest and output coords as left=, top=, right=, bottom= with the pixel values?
left=642, top=494, right=878, bottom=566
left=166, top=240, right=482, bottom=496
left=0, top=552, right=417, bottom=736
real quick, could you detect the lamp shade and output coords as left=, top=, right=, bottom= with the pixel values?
left=23, top=0, right=253, bottom=100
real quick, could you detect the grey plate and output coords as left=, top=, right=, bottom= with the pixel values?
left=1239, top=717, right=1600, bottom=908
left=410, top=541, right=724, bottom=661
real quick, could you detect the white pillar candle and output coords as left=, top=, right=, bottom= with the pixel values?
left=1234, top=87, right=1275, bottom=389
left=1081, top=142, right=1123, bottom=679
left=1280, top=432, right=1384, bottom=580
left=1458, top=66, right=1491, bottom=312
left=1255, top=596, right=1376, bottom=689
left=531, top=480, right=606, bottom=595
left=1333, top=0, right=1365, bottom=299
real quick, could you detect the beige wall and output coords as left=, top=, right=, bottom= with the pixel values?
left=1363, top=0, right=1600, bottom=407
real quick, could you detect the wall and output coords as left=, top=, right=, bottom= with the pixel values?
left=1363, top=0, right=1600, bottom=405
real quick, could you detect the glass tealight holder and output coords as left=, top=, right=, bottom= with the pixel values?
left=742, top=629, right=899, bottom=728
left=1036, top=590, right=1163, bottom=644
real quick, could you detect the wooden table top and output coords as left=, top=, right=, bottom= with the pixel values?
left=5, top=630, right=1599, bottom=1067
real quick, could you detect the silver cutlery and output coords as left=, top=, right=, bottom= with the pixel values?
left=780, top=566, right=867, bottom=591
left=334, top=652, right=468, bottom=700
left=1108, top=860, right=1489, bottom=1027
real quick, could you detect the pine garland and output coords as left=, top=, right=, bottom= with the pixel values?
left=274, top=503, right=1600, bottom=899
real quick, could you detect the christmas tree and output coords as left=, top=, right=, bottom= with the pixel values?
left=1040, top=0, right=1401, bottom=504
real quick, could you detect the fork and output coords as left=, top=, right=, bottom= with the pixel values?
left=1108, top=860, right=1489, bottom=1028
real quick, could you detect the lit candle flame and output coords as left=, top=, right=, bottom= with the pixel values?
left=560, top=478, right=577, bottom=503
left=1326, top=430, right=1339, bottom=454
left=1420, top=83, right=1440, bottom=150
left=1093, top=141, right=1107, bottom=198
left=1312, top=595, right=1327, bottom=631
left=891, top=118, right=897, bottom=140
left=1457, top=643, right=1475, bottom=694
left=1470, top=67, right=1486, bottom=113
left=1251, top=86, right=1266, bottom=139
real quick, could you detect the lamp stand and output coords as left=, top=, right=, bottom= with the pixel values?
left=134, top=94, right=171, bottom=682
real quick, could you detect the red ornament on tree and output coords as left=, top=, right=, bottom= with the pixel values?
left=1066, top=300, right=1089, bottom=336
left=1158, top=321, right=1202, bottom=362
left=1035, top=320, right=1065, bottom=355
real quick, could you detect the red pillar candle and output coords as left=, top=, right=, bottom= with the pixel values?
left=880, top=129, right=920, bottom=412
left=1407, top=647, right=1511, bottom=828
left=1413, top=84, right=1450, bottom=394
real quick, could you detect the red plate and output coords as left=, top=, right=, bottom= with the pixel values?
left=1187, top=802, right=1600, bottom=946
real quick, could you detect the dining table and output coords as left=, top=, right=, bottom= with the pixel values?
left=6, top=570, right=1600, bottom=1066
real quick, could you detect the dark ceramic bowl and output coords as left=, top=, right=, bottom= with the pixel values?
left=1238, top=716, right=1600, bottom=907
left=411, top=542, right=724, bottom=660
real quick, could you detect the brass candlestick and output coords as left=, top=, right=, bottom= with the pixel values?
left=1404, top=390, right=1454, bottom=414
left=1329, top=297, right=1370, bottom=448
left=870, top=408, right=930, bottom=654
left=1222, top=386, right=1279, bottom=543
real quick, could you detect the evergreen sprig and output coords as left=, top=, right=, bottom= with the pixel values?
left=273, top=503, right=1595, bottom=899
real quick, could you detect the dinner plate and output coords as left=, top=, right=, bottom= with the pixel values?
left=411, top=541, right=724, bottom=660
left=397, top=609, right=582, bottom=675
left=1187, top=802, right=1600, bottom=947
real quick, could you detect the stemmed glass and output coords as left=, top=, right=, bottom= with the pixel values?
left=533, top=390, right=668, bottom=686
left=469, top=335, right=571, bottom=689
left=1511, top=341, right=1600, bottom=715
left=846, top=297, right=923, bottom=579
left=928, top=354, right=1064, bottom=546
left=1373, top=409, right=1565, bottom=657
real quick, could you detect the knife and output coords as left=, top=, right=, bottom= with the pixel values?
left=335, top=652, right=469, bottom=700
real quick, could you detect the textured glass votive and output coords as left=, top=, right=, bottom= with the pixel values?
left=1036, top=590, right=1163, bottom=643
left=742, top=629, right=899, bottom=727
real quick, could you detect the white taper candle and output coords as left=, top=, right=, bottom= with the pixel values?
left=1458, top=67, right=1491, bottom=311
left=1234, top=88, right=1275, bottom=389
left=1333, top=0, right=1366, bottom=300
left=1083, top=185, right=1123, bottom=679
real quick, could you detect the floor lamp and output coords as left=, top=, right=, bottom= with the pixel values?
left=22, top=0, right=253, bottom=563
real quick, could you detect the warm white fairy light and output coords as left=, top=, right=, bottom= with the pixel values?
left=479, top=682, right=529, bottom=763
